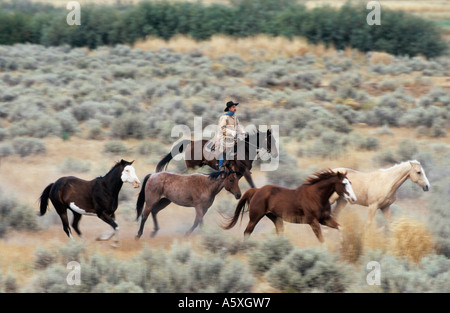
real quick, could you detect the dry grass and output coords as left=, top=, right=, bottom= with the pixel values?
left=389, top=216, right=434, bottom=263
left=133, top=35, right=338, bottom=61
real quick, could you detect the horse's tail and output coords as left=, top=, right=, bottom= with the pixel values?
left=39, top=183, right=53, bottom=216
left=156, top=139, right=191, bottom=172
left=136, top=174, right=151, bottom=220
left=222, top=188, right=258, bottom=230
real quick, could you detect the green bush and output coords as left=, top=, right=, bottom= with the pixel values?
left=248, top=235, right=293, bottom=274
left=0, top=0, right=446, bottom=57
left=265, top=247, right=351, bottom=292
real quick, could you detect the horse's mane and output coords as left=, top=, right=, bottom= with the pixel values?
left=304, top=169, right=340, bottom=185
left=98, top=160, right=131, bottom=179
left=208, top=170, right=226, bottom=180
left=379, top=160, right=420, bottom=171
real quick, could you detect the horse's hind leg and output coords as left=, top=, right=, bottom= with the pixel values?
left=266, top=213, right=284, bottom=235
left=243, top=210, right=265, bottom=238
left=150, top=199, right=171, bottom=237
left=59, top=210, right=74, bottom=239
left=71, top=212, right=83, bottom=237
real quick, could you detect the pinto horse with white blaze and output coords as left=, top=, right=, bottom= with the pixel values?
left=330, top=160, right=430, bottom=226
left=39, top=159, right=140, bottom=245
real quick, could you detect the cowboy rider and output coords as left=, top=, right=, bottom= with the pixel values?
left=216, top=101, right=246, bottom=169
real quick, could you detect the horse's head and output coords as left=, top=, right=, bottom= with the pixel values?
left=120, top=160, right=141, bottom=188
left=408, top=160, right=430, bottom=192
left=222, top=163, right=241, bottom=199
left=335, top=171, right=357, bottom=203
left=265, top=129, right=278, bottom=158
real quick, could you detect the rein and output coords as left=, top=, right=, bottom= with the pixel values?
left=242, top=137, right=271, bottom=160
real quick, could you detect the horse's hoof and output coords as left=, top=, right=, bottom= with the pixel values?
left=110, top=242, right=119, bottom=248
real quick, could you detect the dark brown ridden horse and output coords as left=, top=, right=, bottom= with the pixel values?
left=155, top=129, right=278, bottom=188
left=223, top=170, right=357, bottom=243
left=39, top=160, right=140, bottom=245
left=135, top=164, right=241, bottom=238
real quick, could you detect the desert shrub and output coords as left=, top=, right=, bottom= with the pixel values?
left=111, top=281, right=144, bottom=293
left=103, top=141, right=128, bottom=155
left=136, top=140, right=165, bottom=156
left=0, top=142, right=13, bottom=157
left=59, top=157, right=91, bottom=174
left=85, top=119, right=104, bottom=140
left=420, top=87, right=450, bottom=107
left=427, top=175, right=450, bottom=257
left=34, top=247, right=57, bottom=270
left=429, top=117, right=447, bottom=138
left=110, top=113, right=145, bottom=139
left=30, top=264, right=71, bottom=293
left=375, top=254, right=449, bottom=293
left=72, top=102, right=97, bottom=122
left=11, top=137, right=46, bottom=157
left=285, top=70, right=321, bottom=90
left=357, top=135, right=379, bottom=151
left=340, top=211, right=364, bottom=263
left=55, top=110, right=80, bottom=137
left=372, top=149, right=398, bottom=166
left=396, top=139, right=418, bottom=161
left=200, top=227, right=255, bottom=255
left=0, top=193, right=39, bottom=236
left=302, top=130, right=350, bottom=159
left=265, top=247, right=351, bottom=292
left=0, top=272, right=18, bottom=293
left=390, top=217, right=434, bottom=263
left=265, top=149, right=305, bottom=188
left=248, top=235, right=293, bottom=274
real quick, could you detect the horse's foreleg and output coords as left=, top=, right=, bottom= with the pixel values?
left=186, top=206, right=204, bottom=236
left=97, top=211, right=119, bottom=242
left=310, top=219, right=324, bottom=243
left=243, top=169, right=256, bottom=188
left=380, top=205, right=392, bottom=232
left=366, top=203, right=379, bottom=228
left=332, top=197, right=348, bottom=221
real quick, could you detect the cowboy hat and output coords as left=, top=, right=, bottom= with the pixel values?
left=224, top=101, right=239, bottom=112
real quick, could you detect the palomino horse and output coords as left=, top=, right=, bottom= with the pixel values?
left=330, top=160, right=430, bottom=226
left=155, top=129, right=278, bottom=188
left=135, top=164, right=241, bottom=238
left=223, top=170, right=357, bottom=243
left=39, top=160, right=140, bottom=245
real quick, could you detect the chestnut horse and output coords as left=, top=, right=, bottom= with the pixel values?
left=39, top=159, right=140, bottom=245
left=223, top=170, right=356, bottom=243
left=135, top=164, right=241, bottom=238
